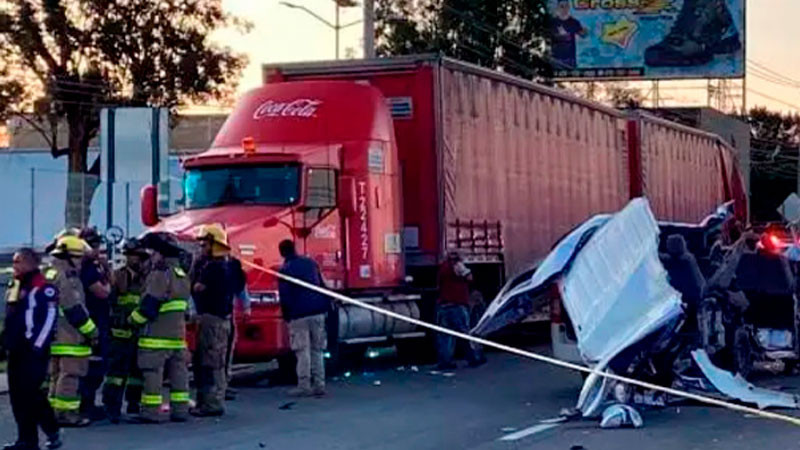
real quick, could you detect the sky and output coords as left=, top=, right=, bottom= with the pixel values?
left=212, top=0, right=800, bottom=115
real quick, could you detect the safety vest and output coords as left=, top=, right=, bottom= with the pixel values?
left=46, top=260, right=96, bottom=357
left=111, top=266, right=146, bottom=341
left=130, top=260, right=190, bottom=350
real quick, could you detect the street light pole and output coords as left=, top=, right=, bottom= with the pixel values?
left=335, top=2, right=340, bottom=60
left=280, top=1, right=362, bottom=60
left=363, top=0, right=375, bottom=58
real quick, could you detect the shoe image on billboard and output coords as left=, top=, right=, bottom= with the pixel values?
left=644, top=0, right=741, bottom=67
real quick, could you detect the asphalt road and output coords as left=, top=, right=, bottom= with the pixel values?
left=2, top=346, right=800, bottom=450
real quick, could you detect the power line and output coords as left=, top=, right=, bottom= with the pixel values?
left=748, top=66, right=800, bottom=89
left=748, top=88, right=800, bottom=112
left=748, top=60, right=800, bottom=86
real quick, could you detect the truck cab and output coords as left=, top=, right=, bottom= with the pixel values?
left=142, top=80, right=408, bottom=362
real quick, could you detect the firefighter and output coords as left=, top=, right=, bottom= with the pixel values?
left=77, top=227, right=112, bottom=421
left=190, top=224, right=246, bottom=417
left=46, top=234, right=98, bottom=427
left=128, top=232, right=191, bottom=423
left=102, top=238, right=149, bottom=423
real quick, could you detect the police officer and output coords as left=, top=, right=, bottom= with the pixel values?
left=128, top=232, right=191, bottom=423
left=102, top=238, right=149, bottom=423
left=46, top=235, right=98, bottom=427
left=190, top=224, right=246, bottom=417
left=3, top=248, right=62, bottom=450
left=77, top=227, right=112, bottom=421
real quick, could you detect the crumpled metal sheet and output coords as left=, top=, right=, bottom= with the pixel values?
left=691, top=349, right=800, bottom=409
left=471, top=214, right=611, bottom=337
left=600, top=404, right=644, bottom=429
left=561, top=198, right=683, bottom=366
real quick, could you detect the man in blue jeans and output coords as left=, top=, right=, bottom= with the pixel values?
left=436, top=252, right=486, bottom=370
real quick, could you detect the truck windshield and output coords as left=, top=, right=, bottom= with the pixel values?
left=184, top=164, right=300, bottom=209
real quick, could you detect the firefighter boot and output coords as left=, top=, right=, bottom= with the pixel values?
left=644, top=0, right=741, bottom=67
left=125, top=377, right=143, bottom=415
left=101, top=382, right=124, bottom=424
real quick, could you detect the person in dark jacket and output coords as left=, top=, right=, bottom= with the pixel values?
left=278, top=240, right=330, bottom=397
left=660, top=234, right=706, bottom=319
left=190, top=224, right=246, bottom=417
left=4, top=248, right=62, bottom=450
left=77, top=228, right=112, bottom=421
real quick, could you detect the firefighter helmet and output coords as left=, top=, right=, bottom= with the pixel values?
left=196, top=223, right=230, bottom=249
left=50, top=235, right=91, bottom=258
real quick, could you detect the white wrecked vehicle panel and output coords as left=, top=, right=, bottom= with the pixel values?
left=561, top=198, right=683, bottom=367
left=692, top=350, right=800, bottom=409
left=472, top=214, right=611, bottom=336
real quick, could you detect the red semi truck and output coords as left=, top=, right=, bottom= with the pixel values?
left=141, top=54, right=747, bottom=365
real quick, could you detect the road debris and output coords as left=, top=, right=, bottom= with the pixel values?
left=475, top=199, right=800, bottom=427
left=600, top=404, right=644, bottom=429
left=278, top=402, right=296, bottom=411
left=692, top=350, right=800, bottom=409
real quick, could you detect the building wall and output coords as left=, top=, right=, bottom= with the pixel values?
left=7, top=113, right=227, bottom=154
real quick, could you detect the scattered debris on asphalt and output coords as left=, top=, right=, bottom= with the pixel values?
left=476, top=199, right=800, bottom=428
left=600, top=404, right=644, bottom=429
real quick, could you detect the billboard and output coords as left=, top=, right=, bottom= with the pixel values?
left=549, top=0, right=745, bottom=80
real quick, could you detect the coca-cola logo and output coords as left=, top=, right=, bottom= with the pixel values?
left=252, top=99, right=322, bottom=119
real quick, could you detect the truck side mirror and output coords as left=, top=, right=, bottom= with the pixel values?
left=339, top=176, right=357, bottom=217
left=141, top=184, right=159, bottom=227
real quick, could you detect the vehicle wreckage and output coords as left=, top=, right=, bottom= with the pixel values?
left=473, top=198, right=800, bottom=426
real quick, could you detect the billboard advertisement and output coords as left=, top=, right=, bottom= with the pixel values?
left=549, top=0, right=745, bottom=80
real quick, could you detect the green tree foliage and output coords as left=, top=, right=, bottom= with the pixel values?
left=375, top=0, right=552, bottom=80
left=0, top=0, right=249, bottom=226
left=748, top=107, right=800, bottom=222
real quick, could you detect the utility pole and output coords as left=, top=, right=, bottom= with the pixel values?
left=364, top=0, right=375, bottom=58
left=335, top=2, right=340, bottom=59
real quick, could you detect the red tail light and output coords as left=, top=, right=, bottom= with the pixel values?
left=769, top=234, right=781, bottom=248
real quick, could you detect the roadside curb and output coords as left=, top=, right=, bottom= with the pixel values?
left=0, top=373, right=7, bottom=395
